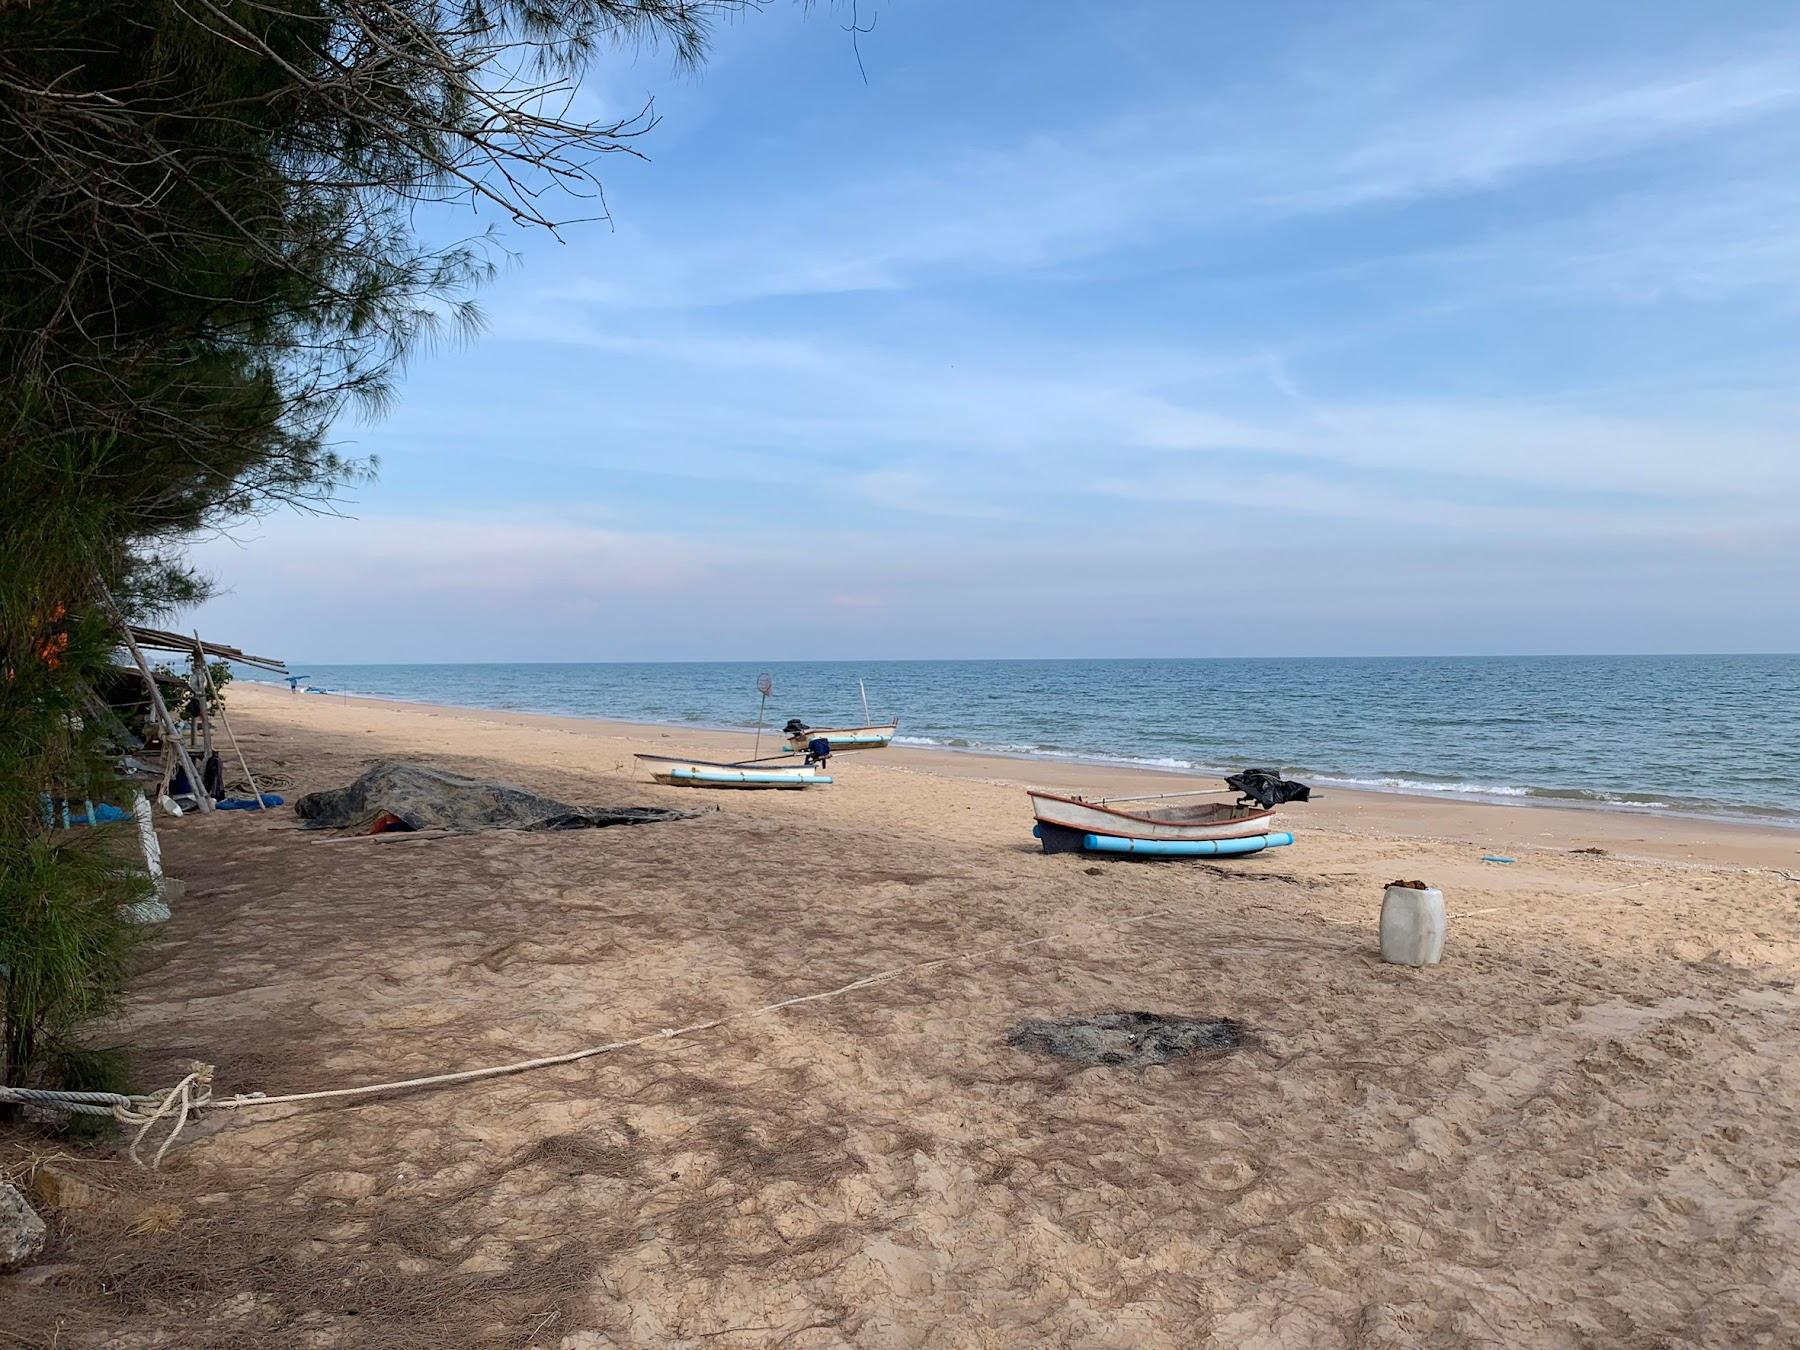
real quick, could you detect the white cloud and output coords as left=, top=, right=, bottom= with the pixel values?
left=541, top=30, right=1800, bottom=309
left=189, top=512, right=732, bottom=606
left=185, top=493, right=1800, bottom=661
left=1296, top=57, right=1800, bottom=209
left=179, top=8, right=1800, bottom=659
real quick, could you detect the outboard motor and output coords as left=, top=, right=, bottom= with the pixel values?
left=804, top=736, right=832, bottom=767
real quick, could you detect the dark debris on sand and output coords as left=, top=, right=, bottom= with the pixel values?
left=1007, top=1012, right=1244, bottom=1067
left=293, top=760, right=701, bottom=834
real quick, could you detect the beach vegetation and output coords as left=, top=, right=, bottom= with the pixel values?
left=0, top=0, right=735, bottom=1088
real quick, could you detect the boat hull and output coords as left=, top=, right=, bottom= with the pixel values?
left=1028, top=789, right=1277, bottom=853
left=784, top=722, right=898, bottom=752
left=636, top=754, right=828, bottom=790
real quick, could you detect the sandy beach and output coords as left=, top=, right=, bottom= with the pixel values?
left=9, top=682, right=1800, bottom=1348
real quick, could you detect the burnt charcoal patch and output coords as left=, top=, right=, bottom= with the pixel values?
left=1007, top=1012, right=1244, bottom=1067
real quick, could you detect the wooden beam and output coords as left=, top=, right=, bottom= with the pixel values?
left=125, top=623, right=286, bottom=672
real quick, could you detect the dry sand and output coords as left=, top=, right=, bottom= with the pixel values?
left=8, top=682, right=1800, bottom=1348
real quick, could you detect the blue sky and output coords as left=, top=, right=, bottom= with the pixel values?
left=189, top=0, right=1800, bottom=660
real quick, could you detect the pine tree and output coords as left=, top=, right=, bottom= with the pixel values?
left=0, top=0, right=737, bottom=1087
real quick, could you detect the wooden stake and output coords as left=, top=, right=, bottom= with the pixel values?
left=190, top=641, right=214, bottom=758
left=193, top=632, right=267, bottom=810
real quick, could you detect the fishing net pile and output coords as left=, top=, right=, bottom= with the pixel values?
left=294, top=761, right=700, bottom=834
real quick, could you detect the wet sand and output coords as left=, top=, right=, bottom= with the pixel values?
left=8, top=682, right=1799, bottom=1348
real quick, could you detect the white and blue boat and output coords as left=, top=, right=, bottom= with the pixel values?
left=1028, top=787, right=1293, bottom=856
left=783, top=721, right=898, bottom=752
left=783, top=681, right=897, bottom=752
left=636, top=753, right=831, bottom=790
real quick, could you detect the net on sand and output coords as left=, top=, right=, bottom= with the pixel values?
left=293, top=760, right=700, bottom=834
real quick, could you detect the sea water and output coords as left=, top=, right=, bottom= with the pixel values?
left=245, top=654, right=1800, bottom=825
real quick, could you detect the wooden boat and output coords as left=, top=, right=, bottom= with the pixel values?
left=1028, top=787, right=1280, bottom=854
left=636, top=753, right=831, bottom=790
left=783, top=721, right=898, bottom=752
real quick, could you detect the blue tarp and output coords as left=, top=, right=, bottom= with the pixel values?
left=218, top=794, right=284, bottom=810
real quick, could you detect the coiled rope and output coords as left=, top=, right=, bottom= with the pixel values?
left=1, top=1065, right=213, bottom=1169
left=0, top=907, right=1179, bottom=1168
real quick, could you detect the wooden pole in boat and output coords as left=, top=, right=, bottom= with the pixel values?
left=859, top=679, right=871, bottom=727
left=1095, top=785, right=1236, bottom=806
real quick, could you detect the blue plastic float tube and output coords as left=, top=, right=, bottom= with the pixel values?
left=1081, top=832, right=1294, bottom=856
left=670, top=768, right=833, bottom=785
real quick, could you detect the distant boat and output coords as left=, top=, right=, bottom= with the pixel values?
left=782, top=719, right=898, bottom=752
left=1028, top=787, right=1283, bottom=854
left=636, top=753, right=831, bottom=790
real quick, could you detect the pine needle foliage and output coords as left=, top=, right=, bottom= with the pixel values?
left=0, top=834, right=150, bottom=1092
left=1, top=0, right=740, bottom=1085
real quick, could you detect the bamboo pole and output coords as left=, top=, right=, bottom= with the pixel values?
left=112, top=605, right=213, bottom=813
left=194, top=632, right=267, bottom=810
left=155, top=742, right=175, bottom=802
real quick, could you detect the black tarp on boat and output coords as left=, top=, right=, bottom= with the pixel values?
left=1224, top=768, right=1312, bottom=809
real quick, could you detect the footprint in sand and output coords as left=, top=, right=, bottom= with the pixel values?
left=1195, top=1152, right=1263, bottom=1193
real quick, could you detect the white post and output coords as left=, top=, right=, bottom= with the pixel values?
left=134, top=792, right=163, bottom=883
left=123, top=793, right=172, bottom=924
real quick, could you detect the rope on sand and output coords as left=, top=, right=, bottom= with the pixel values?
left=0, top=908, right=1182, bottom=1168
left=0, top=1065, right=214, bottom=1170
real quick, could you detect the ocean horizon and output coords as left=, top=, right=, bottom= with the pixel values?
left=242, top=654, right=1800, bottom=826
